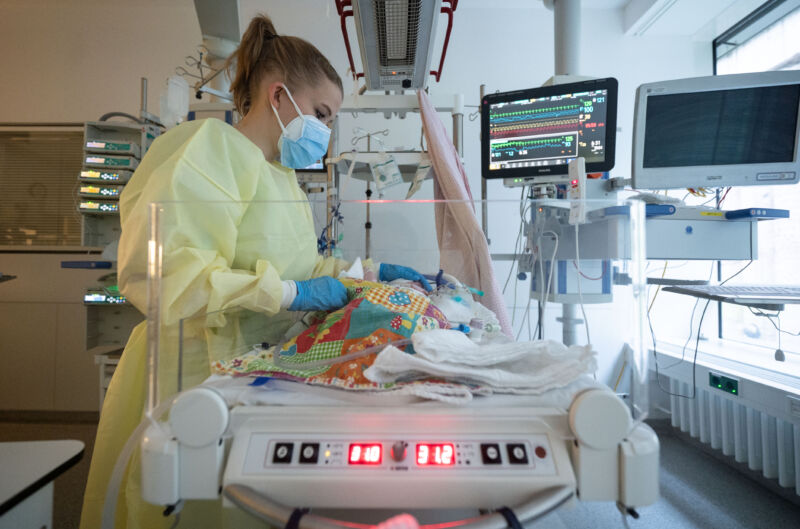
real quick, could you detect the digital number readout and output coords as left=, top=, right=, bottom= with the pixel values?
left=348, top=443, right=382, bottom=465
left=416, top=443, right=455, bottom=466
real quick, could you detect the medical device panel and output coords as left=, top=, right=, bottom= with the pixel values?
left=77, top=200, right=119, bottom=214
left=631, top=71, right=800, bottom=189
left=78, top=184, right=124, bottom=199
left=84, top=139, right=141, bottom=157
left=224, top=406, right=572, bottom=509
left=83, top=153, right=139, bottom=170
left=79, top=169, right=132, bottom=183
left=481, top=77, right=618, bottom=181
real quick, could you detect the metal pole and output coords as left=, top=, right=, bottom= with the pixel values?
left=365, top=135, right=371, bottom=259
left=560, top=303, right=581, bottom=346
left=140, top=77, right=148, bottom=115
left=552, top=0, right=582, bottom=343
left=480, top=84, right=489, bottom=243
left=553, top=0, right=581, bottom=76
left=326, top=116, right=339, bottom=257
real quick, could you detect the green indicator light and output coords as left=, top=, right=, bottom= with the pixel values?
left=718, top=385, right=722, bottom=388
left=732, top=390, right=736, bottom=393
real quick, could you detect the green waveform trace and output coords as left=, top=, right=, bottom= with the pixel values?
left=491, top=104, right=580, bottom=118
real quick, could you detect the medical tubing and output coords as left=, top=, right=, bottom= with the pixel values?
left=101, top=400, right=174, bottom=529
left=224, top=484, right=574, bottom=529
left=272, top=338, right=411, bottom=371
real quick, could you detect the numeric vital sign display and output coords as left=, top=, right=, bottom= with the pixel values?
left=348, top=443, right=382, bottom=465
left=416, top=443, right=455, bottom=466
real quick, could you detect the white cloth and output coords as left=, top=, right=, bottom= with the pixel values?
left=201, top=373, right=602, bottom=408
left=364, top=330, right=596, bottom=395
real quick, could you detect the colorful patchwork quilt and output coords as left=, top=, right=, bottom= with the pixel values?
left=211, top=278, right=455, bottom=391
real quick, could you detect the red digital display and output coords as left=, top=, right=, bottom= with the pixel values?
left=348, top=443, right=382, bottom=465
left=416, top=443, right=456, bottom=466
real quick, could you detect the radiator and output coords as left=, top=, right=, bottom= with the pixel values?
left=665, top=376, right=800, bottom=496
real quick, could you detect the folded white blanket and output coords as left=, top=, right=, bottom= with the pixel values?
left=364, top=330, right=596, bottom=394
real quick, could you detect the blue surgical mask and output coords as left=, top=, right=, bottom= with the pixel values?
left=271, top=85, right=331, bottom=169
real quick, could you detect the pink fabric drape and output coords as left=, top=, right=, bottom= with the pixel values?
left=418, top=90, right=513, bottom=337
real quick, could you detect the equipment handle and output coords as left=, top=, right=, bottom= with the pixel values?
left=223, top=484, right=573, bottom=529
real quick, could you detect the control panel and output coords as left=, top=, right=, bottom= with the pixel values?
left=242, top=435, right=556, bottom=475
left=79, top=184, right=124, bottom=198
left=223, top=407, right=575, bottom=510
left=79, top=169, right=133, bottom=183
left=84, top=154, right=139, bottom=170
left=78, top=200, right=120, bottom=214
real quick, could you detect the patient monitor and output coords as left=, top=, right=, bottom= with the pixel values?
left=480, top=77, right=618, bottom=185
left=631, top=70, right=800, bottom=190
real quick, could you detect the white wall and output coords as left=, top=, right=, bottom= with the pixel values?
left=0, top=0, right=201, bottom=123
left=1, top=0, right=713, bottom=385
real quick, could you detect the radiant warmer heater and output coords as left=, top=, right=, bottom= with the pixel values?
left=336, top=0, right=457, bottom=90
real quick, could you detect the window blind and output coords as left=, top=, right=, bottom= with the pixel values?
left=0, top=129, right=83, bottom=247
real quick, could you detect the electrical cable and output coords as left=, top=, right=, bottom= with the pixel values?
left=650, top=260, right=752, bottom=399
left=747, top=306, right=800, bottom=337
left=98, top=111, right=143, bottom=123
left=507, top=190, right=533, bottom=328
left=536, top=230, right=559, bottom=339
left=647, top=261, right=669, bottom=314
left=574, top=223, right=591, bottom=345
left=655, top=262, right=715, bottom=371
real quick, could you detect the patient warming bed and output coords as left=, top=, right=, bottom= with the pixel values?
left=130, top=198, right=657, bottom=528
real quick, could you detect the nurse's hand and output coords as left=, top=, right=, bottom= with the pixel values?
left=288, top=277, right=348, bottom=312
left=379, top=263, right=432, bottom=292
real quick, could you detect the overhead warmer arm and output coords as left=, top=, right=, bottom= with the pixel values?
left=335, top=0, right=458, bottom=90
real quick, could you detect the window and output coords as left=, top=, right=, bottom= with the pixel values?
left=713, top=0, right=800, bottom=371
left=0, top=128, right=83, bottom=247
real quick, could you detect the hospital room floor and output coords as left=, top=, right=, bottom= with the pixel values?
left=1, top=418, right=798, bottom=529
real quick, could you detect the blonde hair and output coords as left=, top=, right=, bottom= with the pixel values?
left=226, top=14, right=343, bottom=116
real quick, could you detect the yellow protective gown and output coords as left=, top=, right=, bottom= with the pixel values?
left=80, top=118, right=347, bottom=529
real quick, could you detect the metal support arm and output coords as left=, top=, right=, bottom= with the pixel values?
left=224, top=484, right=574, bottom=529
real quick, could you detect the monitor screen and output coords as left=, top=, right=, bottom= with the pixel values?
left=631, top=71, right=800, bottom=190
left=481, top=77, right=618, bottom=181
left=643, top=85, right=800, bottom=168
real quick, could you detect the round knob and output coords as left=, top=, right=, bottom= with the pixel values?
left=391, top=441, right=407, bottom=462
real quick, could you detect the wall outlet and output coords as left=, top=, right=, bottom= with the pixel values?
left=709, top=372, right=739, bottom=396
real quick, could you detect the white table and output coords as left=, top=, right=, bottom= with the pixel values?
left=0, top=440, right=85, bottom=529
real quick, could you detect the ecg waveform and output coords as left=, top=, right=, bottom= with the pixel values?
left=487, top=90, right=607, bottom=170
left=490, top=133, right=577, bottom=163
left=491, top=118, right=580, bottom=139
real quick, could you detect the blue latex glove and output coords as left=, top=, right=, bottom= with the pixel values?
left=288, top=277, right=348, bottom=312
left=379, top=263, right=432, bottom=292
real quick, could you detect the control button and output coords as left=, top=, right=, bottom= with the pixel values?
left=507, top=444, right=528, bottom=464
left=391, top=441, right=407, bottom=462
left=535, top=446, right=548, bottom=459
left=481, top=443, right=502, bottom=464
left=299, top=443, right=319, bottom=464
left=273, top=442, right=294, bottom=464
left=757, top=172, right=780, bottom=181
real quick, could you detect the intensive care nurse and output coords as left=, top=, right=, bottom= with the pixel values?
left=81, top=14, right=431, bottom=529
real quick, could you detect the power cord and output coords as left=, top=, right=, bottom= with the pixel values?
left=746, top=306, right=800, bottom=362
left=650, top=260, right=752, bottom=399
left=535, top=230, right=559, bottom=340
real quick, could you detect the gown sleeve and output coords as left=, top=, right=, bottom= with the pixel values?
left=118, top=121, right=286, bottom=327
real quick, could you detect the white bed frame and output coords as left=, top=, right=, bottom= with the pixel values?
left=139, top=383, right=659, bottom=528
